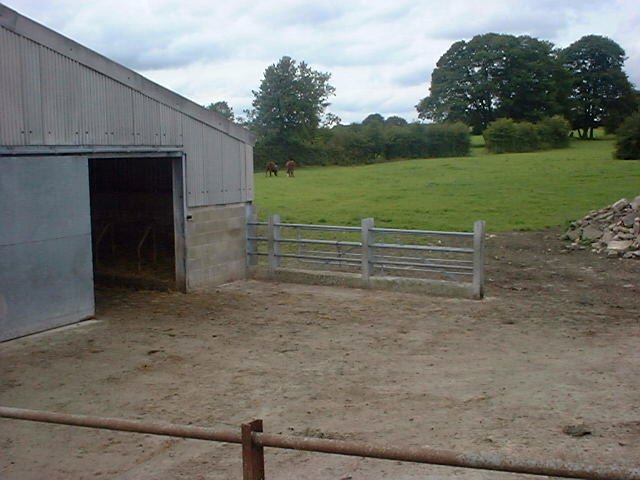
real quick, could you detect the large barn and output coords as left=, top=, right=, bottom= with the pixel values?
left=0, top=5, right=256, bottom=341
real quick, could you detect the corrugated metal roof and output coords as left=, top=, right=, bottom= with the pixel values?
left=0, top=5, right=255, bottom=206
left=0, top=4, right=255, bottom=146
left=0, top=27, right=24, bottom=144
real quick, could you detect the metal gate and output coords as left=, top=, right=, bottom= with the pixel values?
left=0, top=155, right=94, bottom=341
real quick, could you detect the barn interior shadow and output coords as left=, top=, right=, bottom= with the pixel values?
left=89, top=157, right=176, bottom=291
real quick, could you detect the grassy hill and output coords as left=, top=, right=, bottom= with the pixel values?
left=253, top=139, right=640, bottom=232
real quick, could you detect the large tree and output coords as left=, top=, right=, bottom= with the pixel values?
left=362, top=113, right=385, bottom=126
left=250, top=56, right=335, bottom=142
left=205, top=101, right=235, bottom=121
left=416, top=33, right=565, bottom=133
left=560, top=35, right=636, bottom=138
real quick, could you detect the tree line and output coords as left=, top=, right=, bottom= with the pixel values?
left=206, top=33, right=639, bottom=166
left=417, top=33, right=638, bottom=139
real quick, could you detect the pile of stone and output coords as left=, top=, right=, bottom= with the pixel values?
left=564, top=196, right=640, bottom=258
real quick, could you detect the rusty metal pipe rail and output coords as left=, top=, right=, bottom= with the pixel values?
left=1, top=406, right=639, bottom=480
left=255, top=431, right=639, bottom=480
left=0, top=406, right=240, bottom=444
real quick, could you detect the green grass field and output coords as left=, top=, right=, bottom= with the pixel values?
left=254, top=139, right=640, bottom=232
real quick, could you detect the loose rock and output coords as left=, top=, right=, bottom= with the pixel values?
left=564, top=196, right=640, bottom=258
left=562, top=424, right=592, bottom=437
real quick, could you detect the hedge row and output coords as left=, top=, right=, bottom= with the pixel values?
left=615, top=112, right=640, bottom=160
left=254, top=122, right=471, bottom=168
left=483, top=116, right=571, bottom=153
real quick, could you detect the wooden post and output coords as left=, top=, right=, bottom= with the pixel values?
left=246, top=204, right=258, bottom=269
left=361, top=217, right=374, bottom=284
left=268, top=214, right=281, bottom=273
left=242, top=420, right=265, bottom=480
left=472, top=220, right=486, bottom=300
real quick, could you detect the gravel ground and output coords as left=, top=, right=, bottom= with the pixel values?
left=1, top=229, right=639, bottom=479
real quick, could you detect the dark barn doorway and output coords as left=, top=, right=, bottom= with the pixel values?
left=89, top=156, right=183, bottom=291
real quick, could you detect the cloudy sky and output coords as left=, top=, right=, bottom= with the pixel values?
left=5, top=0, right=640, bottom=124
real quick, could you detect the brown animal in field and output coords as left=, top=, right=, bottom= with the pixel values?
left=265, top=161, right=278, bottom=176
left=286, top=159, right=296, bottom=177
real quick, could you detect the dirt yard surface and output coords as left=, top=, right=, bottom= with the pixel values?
left=1, top=229, right=639, bottom=479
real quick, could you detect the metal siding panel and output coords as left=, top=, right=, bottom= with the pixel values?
left=132, top=92, right=162, bottom=145
left=0, top=236, right=94, bottom=341
left=244, top=144, right=254, bottom=201
left=0, top=28, right=25, bottom=144
left=131, top=91, right=142, bottom=144
left=0, top=156, right=94, bottom=341
left=160, top=104, right=182, bottom=146
left=68, top=57, right=84, bottom=145
left=1, top=5, right=254, bottom=146
left=41, top=48, right=82, bottom=144
left=1, top=24, right=252, bottom=211
left=39, top=47, right=58, bottom=144
left=222, top=136, right=242, bottom=204
left=62, top=53, right=82, bottom=145
left=182, top=117, right=206, bottom=206
left=145, top=94, right=162, bottom=146
left=105, top=80, right=134, bottom=144
left=20, top=37, right=44, bottom=145
left=80, top=68, right=108, bottom=145
left=95, top=71, right=110, bottom=144
left=131, top=91, right=144, bottom=144
left=204, top=129, right=224, bottom=205
left=0, top=156, right=92, bottom=244
left=2, top=17, right=255, bottom=149
left=239, top=141, right=246, bottom=194
left=234, top=140, right=244, bottom=203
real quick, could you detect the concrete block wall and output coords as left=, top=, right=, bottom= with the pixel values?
left=185, top=203, right=248, bottom=290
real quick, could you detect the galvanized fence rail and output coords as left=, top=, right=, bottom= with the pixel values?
left=246, top=210, right=486, bottom=299
left=1, top=406, right=638, bottom=480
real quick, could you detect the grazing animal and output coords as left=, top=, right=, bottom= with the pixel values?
left=286, top=159, right=296, bottom=177
left=266, top=161, right=278, bottom=176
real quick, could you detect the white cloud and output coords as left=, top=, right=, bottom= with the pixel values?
left=4, top=0, right=640, bottom=123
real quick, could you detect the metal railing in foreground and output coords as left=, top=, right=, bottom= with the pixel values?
left=246, top=210, right=486, bottom=299
left=1, top=406, right=638, bottom=480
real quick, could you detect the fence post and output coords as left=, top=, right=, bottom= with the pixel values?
left=472, top=220, right=486, bottom=300
left=361, top=217, right=374, bottom=284
left=268, top=214, right=281, bottom=273
left=242, top=419, right=265, bottom=480
left=246, top=204, right=258, bottom=269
